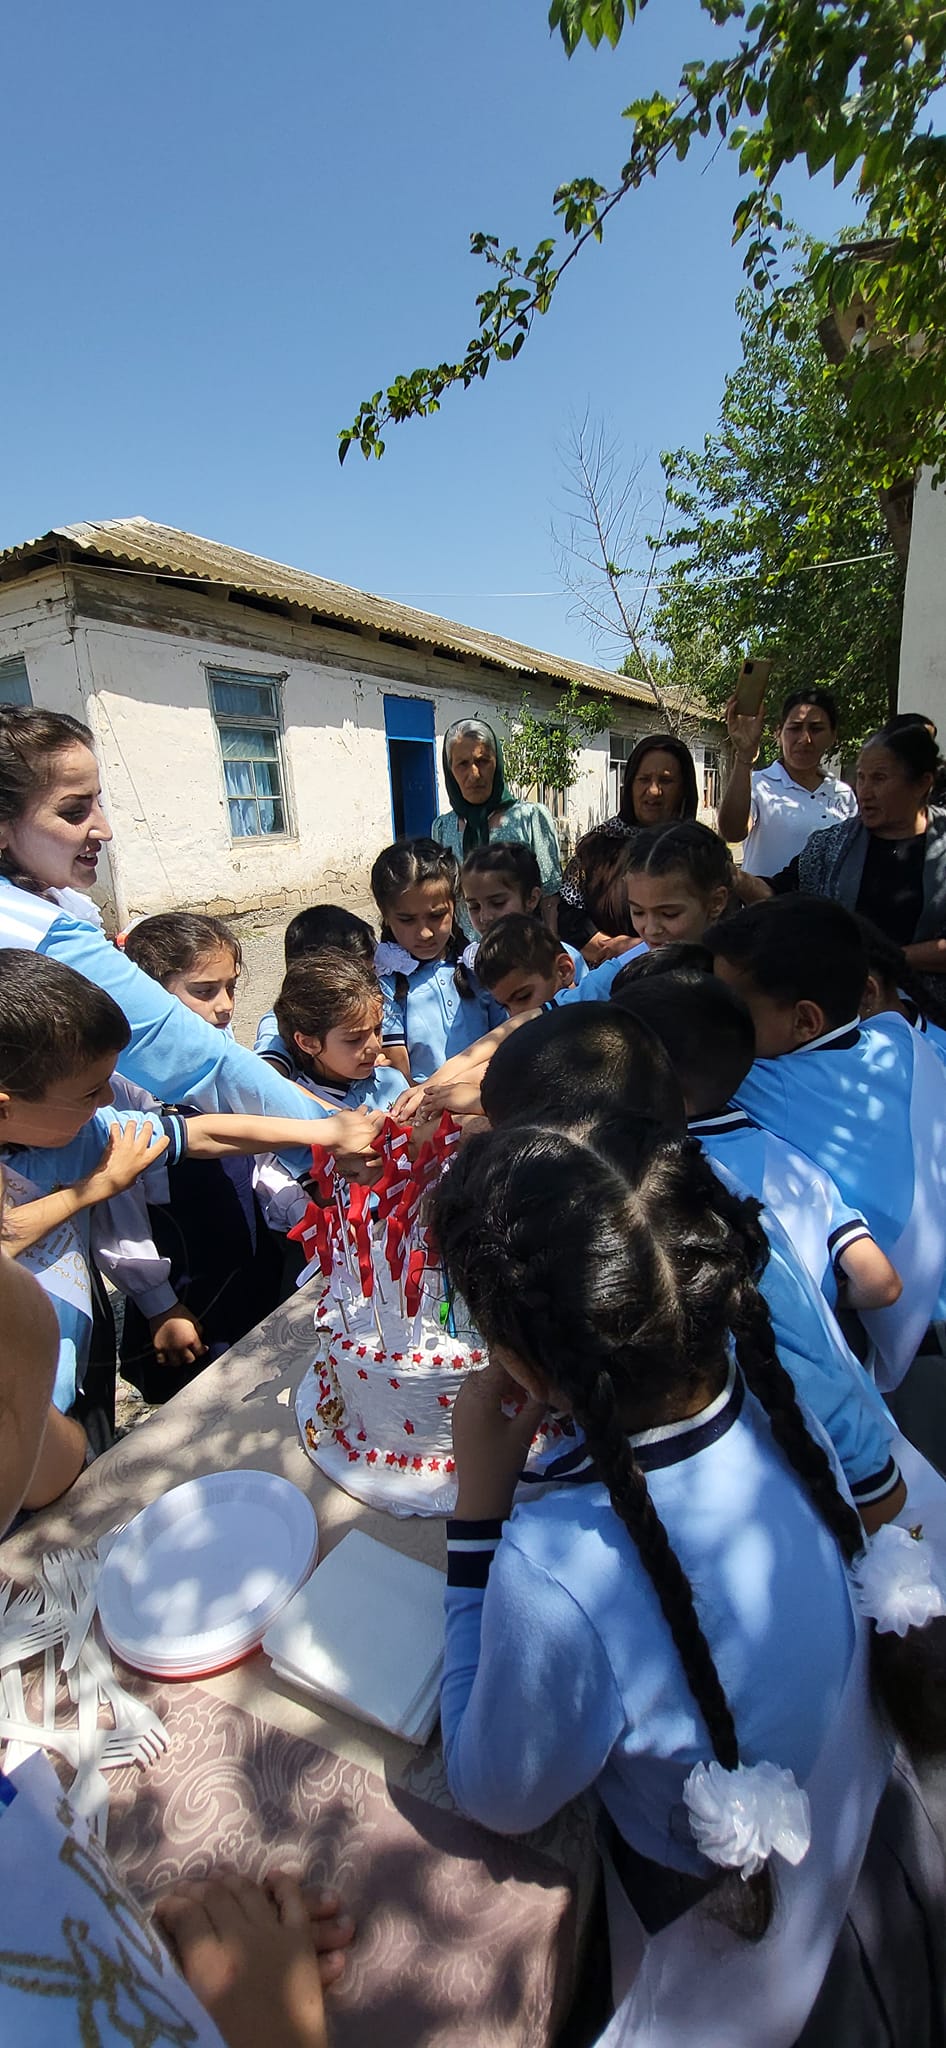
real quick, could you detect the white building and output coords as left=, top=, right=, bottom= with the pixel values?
left=0, top=518, right=720, bottom=926
left=898, top=473, right=946, bottom=730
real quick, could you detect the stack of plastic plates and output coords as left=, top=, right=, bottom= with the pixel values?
left=96, top=1470, right=318, bottom=1680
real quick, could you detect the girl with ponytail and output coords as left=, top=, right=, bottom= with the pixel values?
left=431, top=1120, right=946, bottom=2042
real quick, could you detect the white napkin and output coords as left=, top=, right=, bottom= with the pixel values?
left=262, top=1530, right=445, bottom=1744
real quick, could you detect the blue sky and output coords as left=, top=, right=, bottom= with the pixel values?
left=0, top=0, right=863, bottom=666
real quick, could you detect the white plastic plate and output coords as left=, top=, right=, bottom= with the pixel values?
left=96, top=1470, right=318, bottom=1678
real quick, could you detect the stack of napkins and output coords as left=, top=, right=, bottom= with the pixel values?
left=261, top=1530, right=446, bottom=1744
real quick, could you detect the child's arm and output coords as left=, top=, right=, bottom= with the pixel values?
left=2, top=1121, right=171, bottom=1255
left=89, top=1192, right=206, bottom=1374
left=22, top=1405, right=87, bottom=1510
left=0, top=1248, right=61, bottom=1532
left=176, top=1107, right=386, bottom=1171
left=839, top=1237, right=903, bottom=1311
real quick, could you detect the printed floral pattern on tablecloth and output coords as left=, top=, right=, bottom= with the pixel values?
left=95, top=1674, right=587, bottom=2048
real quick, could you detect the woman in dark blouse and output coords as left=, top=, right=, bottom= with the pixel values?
left=752, top=723, right=946, bottom=1010
left=558, top=733, right=699, bottom=959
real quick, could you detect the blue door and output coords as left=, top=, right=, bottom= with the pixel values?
left=383, top=696, right=437, bottom=838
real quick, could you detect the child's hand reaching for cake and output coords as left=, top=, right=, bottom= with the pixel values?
left=452, top=1354, right=548, bottom=1522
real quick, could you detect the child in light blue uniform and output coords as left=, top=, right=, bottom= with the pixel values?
left=0, top=948, right=404, bottom=1497
left=254, top=902, right=377, bottom=1070
left=4, top=1110, right=190, bottom=1415
left=253, top=951, right=405, bottom=1239
left=429, top=1118, right=946, bottom=2044
left=474, top=914, right=578, bottom=1016
left=459, top=840, right=587, bottom=986
left=622, top=818, right=736, bottom=953
left=481, top=1002, right=904, bottom=1525
left=857, top=913, right=946, bottom=1069
left=270, top=952, right=406, bottom=1116
left=371, top=839, right=500, bottom=1083
left=611, top=963, right=902, bottom=1326
left=706, top=898, right=946, bottom=1390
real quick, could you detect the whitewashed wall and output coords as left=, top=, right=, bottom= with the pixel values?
left=69, top=615, right=640, bottom=922
left=0, top=572, right=714, bottom=922
left=899, top=473, right=946, bottom=730
left=0, top=574, right=84, bottom=711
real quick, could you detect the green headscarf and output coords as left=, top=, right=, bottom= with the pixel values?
left=442, top=719, right=516, bottom=857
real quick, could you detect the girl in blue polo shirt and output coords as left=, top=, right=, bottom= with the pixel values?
left=371, top=838, right=499, bottom=1083
left=431, top=1115, right=946, bottom=2046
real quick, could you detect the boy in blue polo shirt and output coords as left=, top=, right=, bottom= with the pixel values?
left=611, top=965, right=902, bottom=1331
left=704, top=897, right=946, bottom=1394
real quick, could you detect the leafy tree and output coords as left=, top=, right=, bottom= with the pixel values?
left=339, top=1, right=946, bottom=516
left=651, top=279, right=905, bottom=747
left=502, top=679, right=612, bottom=801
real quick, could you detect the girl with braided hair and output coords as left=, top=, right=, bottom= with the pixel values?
left=431, top=1119, right=946, bottom=2045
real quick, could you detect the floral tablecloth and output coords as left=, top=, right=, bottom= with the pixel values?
left=0, top=1289, right=599, bottom=2048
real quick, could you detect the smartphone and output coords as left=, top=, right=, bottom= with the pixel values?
left=734, top=657, right=772, bottom=718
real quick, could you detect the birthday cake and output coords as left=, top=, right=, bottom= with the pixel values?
left=301, top=1277, right=485, bottom=1490
left=292, top=1115, right=565, bottom=1514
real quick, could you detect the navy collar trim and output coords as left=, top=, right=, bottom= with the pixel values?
left=529, top=1362, right=744, bottom=1487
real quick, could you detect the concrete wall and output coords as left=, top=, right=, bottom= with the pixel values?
left=899, top=472, right=946, bottom=729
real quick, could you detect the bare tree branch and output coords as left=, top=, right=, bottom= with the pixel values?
left=552, top=417, right=701, bottom=736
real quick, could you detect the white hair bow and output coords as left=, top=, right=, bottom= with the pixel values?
left=374, top=942, right=421, bottom=979
left=683, top=1759, right=812, bottom=1880
left=851, top=1522, right=946, bottom=1637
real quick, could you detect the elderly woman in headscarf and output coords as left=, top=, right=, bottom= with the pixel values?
left=431, top=718, right=562, bottom=939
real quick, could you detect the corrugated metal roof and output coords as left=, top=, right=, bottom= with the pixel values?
left=0, top=516, right=661, bottom=707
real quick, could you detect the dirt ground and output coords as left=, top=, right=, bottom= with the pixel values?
left=227, top=895, right=376, bottom=1048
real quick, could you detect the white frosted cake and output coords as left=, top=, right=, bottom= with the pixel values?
left=305, top=1280, right=486, bottom=1485
left=292, top=1115, right=566, bottom=1514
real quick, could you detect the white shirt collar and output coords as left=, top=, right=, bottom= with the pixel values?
left=794, top=1017, right=862, bottom=1055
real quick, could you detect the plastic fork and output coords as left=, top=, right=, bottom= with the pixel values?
left=0, top=1714, right=161, bottom=1771
left=0, top=1578, right=62, bottom=1667
left=78, top=1633, right=169, bottom=1765
left=71, top=1655, right=110, bottom=1839
left=42, top=1549, right=100, bottom=1672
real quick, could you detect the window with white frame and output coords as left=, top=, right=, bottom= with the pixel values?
left=0, top=655, right=32, bottom=708
left=608, top=731, right=638, bottom=814
left=702, top=745, right=721, bottom=812
left=208, top=668, right=290, bottom=839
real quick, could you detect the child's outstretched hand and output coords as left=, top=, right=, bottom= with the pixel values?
left=149, top=1305, right=207, bottom=1371
left=452, top=1355, right=547, bottom=1522
left=153, top=1873, right=332, bottom=2048
left=328, top=1108, right=385, bottom=1185
left=83, top=1119, right=170, bottom=1200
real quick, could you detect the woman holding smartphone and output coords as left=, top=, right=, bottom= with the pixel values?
left=717, top=682, right=857, bottom=875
